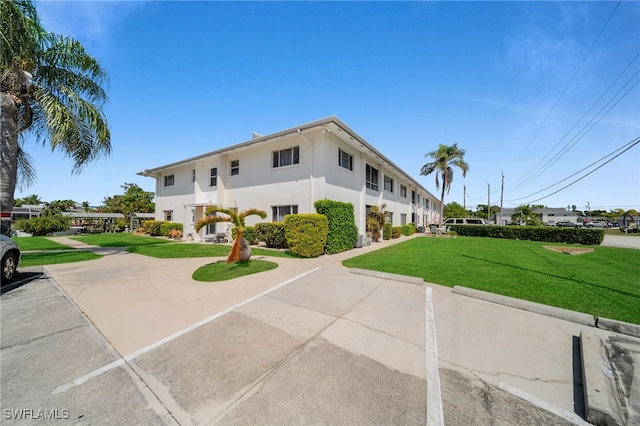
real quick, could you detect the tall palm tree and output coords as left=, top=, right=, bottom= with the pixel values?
left=1, top=0, right=110, bottom=224
left=194, top=206, right=267, bottom=263
left=420, top=143, right=469, bottom=225
left=511, top=204, right=542, bottom=226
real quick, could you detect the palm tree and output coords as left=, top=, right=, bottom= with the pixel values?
left=1, top=0, right=110, bottom=225
left=511, top=204, right=543, bottom=226
left=194, top=206, right=267, bottom=263
left=22, top=193, right=42, bottom=205
left=420, top=143, right=469, bottom=225
left=366, top=203, right=387, bottom=242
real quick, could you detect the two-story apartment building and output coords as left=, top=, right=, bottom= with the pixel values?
left=138, top=116, right=440, bottom=241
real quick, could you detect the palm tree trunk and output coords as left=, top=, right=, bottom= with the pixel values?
left=227, top=228, right=242, bottom=263
left=439, top=185, right=446, bottom=226
left=0, top=93, right=19, bottom=223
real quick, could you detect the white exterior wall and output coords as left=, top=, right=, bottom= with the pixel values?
left=143, top=119, right=440, bottom=241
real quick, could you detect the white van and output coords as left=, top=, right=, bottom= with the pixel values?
left=442, top=218, right=488, bottom=225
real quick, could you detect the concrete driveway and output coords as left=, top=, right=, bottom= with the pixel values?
left=1, top=236, right=604, bottom=425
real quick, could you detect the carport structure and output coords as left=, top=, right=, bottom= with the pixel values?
left=62, top=212, right=124, bottom=232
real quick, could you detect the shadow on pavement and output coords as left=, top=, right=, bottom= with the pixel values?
left=1, top=271, right=45, bottom=295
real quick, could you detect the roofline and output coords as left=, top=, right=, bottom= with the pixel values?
left=138, top=115, right=436, bottom=200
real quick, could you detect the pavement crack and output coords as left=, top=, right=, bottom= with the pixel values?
left=0, top=324, right=85, bottom=350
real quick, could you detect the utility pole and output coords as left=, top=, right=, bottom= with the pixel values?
left=499, top=173, right=504, bottom=226
left=463, top=185, right=466, bottom=212
left=487, top=182, right=491, bottom=223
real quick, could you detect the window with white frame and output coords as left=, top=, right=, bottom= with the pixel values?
left=411, top=190, right=416, bottom=203
left=386, top=212, right=393, bottom=223
left=272, top=205, right=298, bottom=222
left=401, top=214, right=407, bottom=225
left=400, top=184, right=407, bottom=198
left=230, top=160, right=239, bottom=176
left=339, top=149, right=353, bottom=171
left=384, top=176, right=394, bottom=193
left=163, top=174, right=174, bottom=187
left=210, top=167, right=217, bottom=187
left=164, top=210, right=173, bottom=221
left=190, top=209, right=195, bottom=224
left=191, top=169, right=196, bottom=183
left=366, top=164, right=379, bottom=191
left=272, top=146, right=299, bottom=168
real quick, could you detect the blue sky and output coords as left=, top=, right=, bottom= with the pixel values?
left=17, top=1, right=640, bottom=213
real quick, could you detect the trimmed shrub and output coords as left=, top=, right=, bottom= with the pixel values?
left=449, top=225, right=604, bottom=245
left=285, top=214, right=328, bottom=258
left=314, top=199, right=358, bottom=254
left=14, top=215, right=70, bottom=236
left=142, top=220, right=164, bottom=236
left=383, top=223, right=392, bottom=240
left=391, top=226, right=402, bottom=239
left=401, top=223, right=416, bottom=236
left=160, top=222, right=183, bottom=236
left=231, top=226, right=256, bottom=244
left=254, top=222, right=287, bottom=248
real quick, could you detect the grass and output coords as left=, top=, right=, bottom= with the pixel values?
left=70, top=233, right=175, bottom=247
left=192, top=259, right=278, bottom=282
left=13, top=237, right=74, bottom=251
left=343, top=236, right=640, bottom=324
left=127, top=243, right=300, bottom=259
left=20, top=251, right=102, bottom=267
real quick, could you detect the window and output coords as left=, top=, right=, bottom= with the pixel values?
left=163, top=174, right=174, bottom=187
left=230, top=160, right=239, bottom=176
left=365, top=164, right=379, bottom=191
left=384, top=176, right=394, bottom=193
left=190, top=209, right=195, bottom=224
left=272, top=205, right=298, bottom=222
left=401, top=214, right=407, bottom=225
left=400, top=185, right=407, bottom=198
left=210, top=167, right=217, bottom=187
left=424, top=199, right=429, bottom=209
left=272, top=146, right=299, bottom=168
left=339, top=149, right=353, bottom=171
left=164, top=210, right=173, bottom=221
left=411, top=190, right=416, bottom=203
left=191, top=169, right=196, bottom=183
left=385, top=212, right=393, bottom=223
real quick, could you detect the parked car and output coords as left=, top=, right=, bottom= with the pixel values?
left=608, top=222, right=620, bottom=228
left=442, top=218, right=488, bottom=225
left=1, top=234, right=21, bottom=283
left=555, top=221, right=577, bottom=228
left=585, top=221, right=606, bottom=228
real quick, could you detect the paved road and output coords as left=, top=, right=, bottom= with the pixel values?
left=2, top=234, right=621, bottom=424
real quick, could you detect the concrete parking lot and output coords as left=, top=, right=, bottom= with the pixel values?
left=3, top=235, right=634, bottom=424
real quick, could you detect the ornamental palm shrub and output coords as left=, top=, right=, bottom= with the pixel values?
left=195, top=206, right=267, bottom=263
left=284, top=214, right=328, bottom=258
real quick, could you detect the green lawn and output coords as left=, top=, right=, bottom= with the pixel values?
left=20, top=251, right=102, bottom=266
left=343, top=236, right=640, bottom=324
left=71, top=233, right=175, bottom=247
left=192, top=260, right=278, bottom=282
left=14, top=237, right=74, bottom=251
left=127, top=243, right=300, bottom=259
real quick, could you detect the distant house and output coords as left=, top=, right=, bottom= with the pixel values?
left=138, top=116, right=440, bottom=241
left=497, top=207, right=581, bottom=225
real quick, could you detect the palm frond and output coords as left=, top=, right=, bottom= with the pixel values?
left=194, top=215, right=231, bottom=232
left=240, top=208, right=267, bottom=220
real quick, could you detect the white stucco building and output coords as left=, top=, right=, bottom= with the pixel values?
left=138, top=116, right=440, bottom=241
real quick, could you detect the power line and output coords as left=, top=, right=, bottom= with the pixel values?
left=518, top=0, right=622, bottom=154
left=507, top=137, right=640, bottom=202
left=522, top=138, right=639, bottom=204
left=511, top=52, right=640, bottom=190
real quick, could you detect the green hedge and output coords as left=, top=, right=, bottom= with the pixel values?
left=285, top=214, right=328, bottom=258
left=160, top=222, right=183, bottom=236
left=401, top=223, right=416, bottom=236
left=314, top=199, right=358, bottom=254
left=254, top=222, right=287, bottom=248
left=383, top=223, right=392, bottom=240
left=449, top=225, right=605, bottom=245
left=14, top=215, right=70, bottom=236
left=142, top=220, right=164, bottom=236
left=231, top=226, right=255, bottom=244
